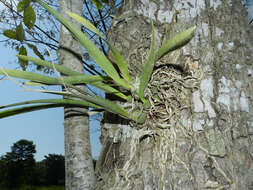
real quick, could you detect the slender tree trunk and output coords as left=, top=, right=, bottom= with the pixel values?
left=95, top=0, right=253, bottom=189
left=58, top=0, right=95, bottom=189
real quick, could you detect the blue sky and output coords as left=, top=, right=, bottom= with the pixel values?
left=0, top=38, right=101, bottom=161
left=0, top=0, right=112, bottom=162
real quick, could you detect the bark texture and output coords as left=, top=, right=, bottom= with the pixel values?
left=95, top=0, right=253, bottom=189
left=58, top=0, right=95, bottom=189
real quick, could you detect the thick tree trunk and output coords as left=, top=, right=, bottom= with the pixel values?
left=58, top=0, right=95, bottom=189
left=95, top=0, right=253, bottom=189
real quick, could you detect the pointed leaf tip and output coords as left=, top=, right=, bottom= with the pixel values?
left=156, top=26, right=196, bottom=61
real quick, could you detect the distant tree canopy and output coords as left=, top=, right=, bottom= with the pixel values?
left=43, top=154, right=65, bottom=186
left=0, top=139, right=66, bottom=189
left=0, top=139, right=36, bottom=189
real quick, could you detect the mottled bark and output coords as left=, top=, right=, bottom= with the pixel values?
left=95, top=0, right=253, bottom=189
left=58, top=0, right=95, bottom=189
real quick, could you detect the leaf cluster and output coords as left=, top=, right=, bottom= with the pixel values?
left=2, top=0, right=43, bottom=70
left=0, top=0, right=195, bottom=125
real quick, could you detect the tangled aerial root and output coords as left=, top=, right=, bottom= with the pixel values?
left=146, top=55, right=203, bottom=128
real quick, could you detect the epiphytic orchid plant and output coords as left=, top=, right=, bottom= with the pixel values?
left=0, top=0, right=195, bottom=124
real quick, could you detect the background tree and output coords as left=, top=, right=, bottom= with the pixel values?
left=0, top=139, right=36, bottom=189
left=34, top=154, right=65, bottom=186
left=44, top=154, right=65, bottom=186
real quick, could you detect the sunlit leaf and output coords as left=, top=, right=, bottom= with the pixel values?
left=0, top=99, right=101, bottom=110
left=17, top=0, right=31, bottom=12
left=0, top=104, right=64, bottom=119
left=0, top=66, right=128, bottom=100
left=24, top=6, right=36, bottom=29
left=3, top=30, right=17, bottom=40
left=89, top=81, right=129, bottom=100
left=0, top=98, right=101, bottom=119
left=16, top=23, right=25, bottom=42
left=0, top=68, right=58, bottom=84
left=66, top=11, right=105, bottom=39
left=34, top=0, right=131, bottom=89
left=139, top=21, right=155, bottom=103
left=74, top=92, right=131, bottom=119
left=156, top=26, right=196, bottom=61
left=0, top=67, right=104, bottom=86
left=17, top=55, right=82, bottom=76
left=18, top=46, right=28, bottom=70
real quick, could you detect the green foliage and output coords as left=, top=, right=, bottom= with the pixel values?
left=35, top=0, right=130, bottom=89
left=66, top=11, right=105, bottom=39
left=0, top=140, right=65, bottom=189
left=16, top=23, right=25, bottom=42
left=43, top=154, right=65, bottom=186
left=139, top=21, right=155, bottom=105
left=17, top=0, right=31, bottom=13
left=0, top=0, right=195, bottom=125
left=18, top=46, right=28, bottom=70
left=3, top=0, right=36, bottom=69
left=24, top=6, right=36, bottom=29
left=0, top=140, right=36, bottom=189
left=156, top=26, right=196, bottom=61
left=110, top=46, right=131, bottom=82
left=3, top=29, right=17, bottom=40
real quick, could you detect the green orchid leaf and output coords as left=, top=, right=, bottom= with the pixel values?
left=110, top=46, right=131, bottom=82
left=24, top=6, right=36, bottom=29
left=18, top=46, right=28, bottom=70
left=130, top=109, right=147, bottom=124
left=55, top=76, right=129, bottom=101
left=25, top=81, right=48, bottom=86
left=34, top=0, right=131, bottom=89
left=156, top=26, right=196, bottom=61
left=139, top=21, right=155, bottom=103
left=0, top=98, right=101, bottom=119
left=16, top=23, right=25, bottom=42
left=17, top=55, right=82, bottom=76
left=0, top=99, right=101, bottom=110
left=65, top=84, right=132, bottom=120
left=66, top=11, right=105, bottom=39
left=0, top=98, right=106, bottom=119
left=26, top=77, right=128, bottom=100
left=0, top=67, right=103, bottom=85
left=59, top=75, right=108, bottom=84
left=90, top=81, right=129, bottom=100
left=3, top=30, right=17, bottom=40
left=0, top=64, right=128, bottom=100
left=0, top=104, right=64, bottom=119
left=77, top=93, right=131, bottom=119
left=0, top=68, right=59, bottom=84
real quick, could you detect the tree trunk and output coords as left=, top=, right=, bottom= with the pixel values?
left=95, top=0, right=253, bottom=189
left=58, top=0, right=95, bottom=189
